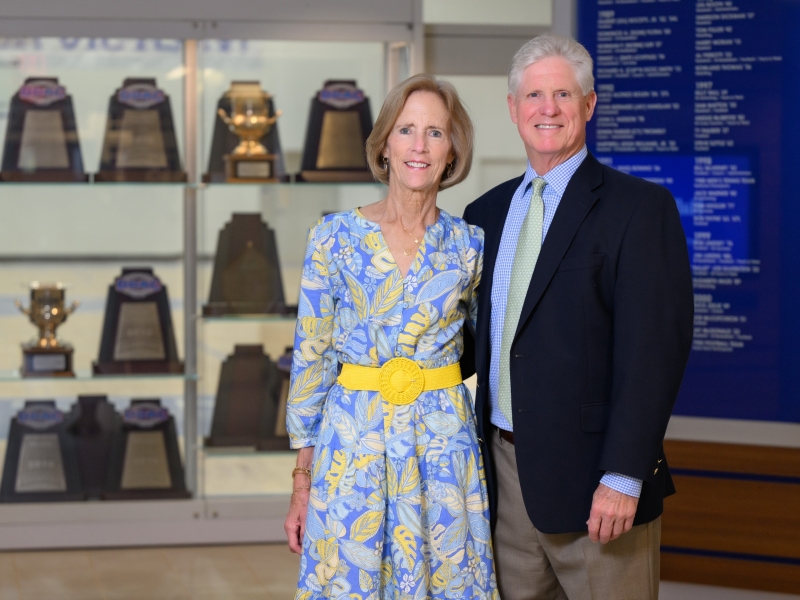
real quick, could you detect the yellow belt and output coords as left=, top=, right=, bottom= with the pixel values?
left=338, top=357, right=462, bottom=405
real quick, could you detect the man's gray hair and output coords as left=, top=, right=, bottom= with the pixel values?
left=508, top=34, right=595, bottom=97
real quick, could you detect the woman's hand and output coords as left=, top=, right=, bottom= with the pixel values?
left=285, top=446, right=314, bottom=554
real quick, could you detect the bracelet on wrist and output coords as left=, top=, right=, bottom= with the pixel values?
left=292, top=467, right=312, bottom=479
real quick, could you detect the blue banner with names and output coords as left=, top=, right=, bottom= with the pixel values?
left=579, top=0, right=800, bottom=422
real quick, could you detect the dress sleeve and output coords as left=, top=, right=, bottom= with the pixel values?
left=286, top=220, right=339, bottom=449
left=466, top=224, right=485, bottom=334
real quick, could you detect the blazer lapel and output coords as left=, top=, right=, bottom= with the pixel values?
left=476, top=176, right=521, bottom=377
left=513, top=155, right=603, bottom=341
left=481, top=176, right=521, bottom=290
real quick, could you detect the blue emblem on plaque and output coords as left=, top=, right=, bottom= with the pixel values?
left=115, top=272, right=163, bottom=299
left=124, top=403, right=169, bottom=428
left=19, top=80, right=67, bottom=107
left=319, top=83, right=365, bottom=109
left=118, top=83, right=166, bottom=109
left=17, top=404, right=64, bottom=430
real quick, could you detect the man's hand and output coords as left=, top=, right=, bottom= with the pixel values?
left=586, top=483, right=639, bottom=544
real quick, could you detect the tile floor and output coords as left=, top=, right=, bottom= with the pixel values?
left=0, top=544, right=299, bottom=600
left=0, top=543, right=798, bottom=599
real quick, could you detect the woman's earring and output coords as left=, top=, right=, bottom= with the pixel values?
left=382, top=156, right=389, bottom=170
left=445, top=162, right=454, bottom=179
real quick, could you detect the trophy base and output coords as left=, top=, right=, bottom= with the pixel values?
left=202, top=301, right=295, bottom=317
left=203, top=171, right=290, bottom=183
left=102, top=489, right=192, bottom=501
left=1, top=170, right=88, bottom=183
left=92, top=360, right=184, bottom=376
left=224, top=154, right=277, bottom=183
left=256, top=436, right=291, bottom=452
left=0, top=491, right=87, bottom=503
left=298, top=170, right=375, bottom=183
left=21, top=345, right=75, bottom=378
left=205, top=435, right=261, bottom=448
left=94, top=170, right=188, bottom=183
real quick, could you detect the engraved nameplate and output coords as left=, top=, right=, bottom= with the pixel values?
left=31, top=354, right=67, bottom=372
left=236, top=161, right=271, bottom=179
left=113, top=302, right=166, bottom=361
left=317, top=111, right=366, bottom=169
left=120, top=430, right=171, bottom=489
left=15, top=433, right=67, bottom=493
left=116, top=109, right=168, bottom=169
left=18, top=110, right=70, bottom=170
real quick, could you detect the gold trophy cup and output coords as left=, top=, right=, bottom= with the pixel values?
left=16, top=283, right=79, bottom=377
left=218, top=85, right=282, bottom=183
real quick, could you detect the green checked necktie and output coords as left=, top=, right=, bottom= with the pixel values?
left=498, top=177, right=546, bottom=427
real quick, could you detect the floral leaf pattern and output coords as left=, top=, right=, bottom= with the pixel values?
left=287, top=209, right=496, bottom=598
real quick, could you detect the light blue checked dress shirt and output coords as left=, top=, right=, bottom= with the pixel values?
left=488, top=146, right=642, bottom=498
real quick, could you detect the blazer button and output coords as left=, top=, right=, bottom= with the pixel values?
left=653, top=468, right=659, bottom=475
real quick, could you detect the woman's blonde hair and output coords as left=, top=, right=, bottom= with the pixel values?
left=365, top=74, right=473, bottom=190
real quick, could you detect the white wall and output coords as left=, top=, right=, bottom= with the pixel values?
left=424, top=0, right=552, bottom=26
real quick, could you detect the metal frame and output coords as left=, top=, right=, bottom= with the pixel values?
left=183, top=39, right=200, bottom=496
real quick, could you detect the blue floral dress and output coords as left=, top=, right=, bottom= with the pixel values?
left=287, top=208, right=498, bottom=600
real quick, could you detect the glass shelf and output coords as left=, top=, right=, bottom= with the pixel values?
left=202, top=447, right=294, bottom=457
left=0, top=369, right=195, bottom=383
left=0, top=181, right=187, bottom=187
left=200, top=313, right=297, bottom=323
left=0, top=180, right=385, bottom=188
left=200, top=180, right=384, bottom=188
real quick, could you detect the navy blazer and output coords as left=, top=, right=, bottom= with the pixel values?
left=462, top=152, right=694, bottom=534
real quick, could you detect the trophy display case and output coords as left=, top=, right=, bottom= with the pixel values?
left=195, top=38, right=387, bottom=501
left=0, top=0, right=421, bottom=547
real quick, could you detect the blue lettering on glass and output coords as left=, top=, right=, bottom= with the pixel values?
left=60, top=37, right=81, bottom=50
left=0, top=37, right=251, bottom=54
left=153, top=39, right=182, bottom=53
left=101, top=39, right=126, bottom=51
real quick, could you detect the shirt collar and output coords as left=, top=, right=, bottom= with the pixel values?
left=525, top=146, right=588, bottom=198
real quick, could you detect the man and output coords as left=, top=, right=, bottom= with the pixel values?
left=462, top=34, right=693, bottom=599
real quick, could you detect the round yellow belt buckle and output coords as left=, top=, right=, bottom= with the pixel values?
left=378, top=357, right=424, bottom=405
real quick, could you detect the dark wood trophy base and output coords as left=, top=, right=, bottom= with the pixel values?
left=224, top=154, right=277, bottom=183
left=94, top=170, right=187, bottom=183
left=202, top=302, right=295, bottom=317
left=256, top=437, right=290, bottom=452
left=298, top=170, right=374, bottom=183
left=103, top=399, right=190, bottom=501
left=206, top=345, right=284, bottom=450
left=92, top=360, right=184, bottom=376
left=0, top=401, right=85, bottom=503
left=22, top=345, right=75, bottom=378
left=103, top=489, right=191, bottom=501
left=0, top=170, right=88, bottom=183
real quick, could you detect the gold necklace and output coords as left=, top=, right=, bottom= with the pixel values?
left=399, top=214, right=423, bottom=256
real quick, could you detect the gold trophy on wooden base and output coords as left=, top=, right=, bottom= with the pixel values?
left=16, top=283, right=79, bottom=378
left=218, top=84, right=282, bottom=183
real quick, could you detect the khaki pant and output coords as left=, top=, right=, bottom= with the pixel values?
left=491, top=428, right=660, bottom=600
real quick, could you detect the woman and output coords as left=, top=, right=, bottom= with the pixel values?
left=284, top=74, right=498, bottom=600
